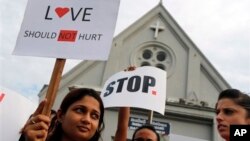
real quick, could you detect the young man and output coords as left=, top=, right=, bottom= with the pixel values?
left=114, top=107, right=160, bottom=141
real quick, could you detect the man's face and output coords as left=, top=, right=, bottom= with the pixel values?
left=134, top=128, right=158, bottom=141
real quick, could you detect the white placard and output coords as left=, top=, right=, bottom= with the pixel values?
left=13, top=0, right=120, bottom=60
left=0, top=86, right=37, bottom=141
left=100, top=66, right=167, bottom=115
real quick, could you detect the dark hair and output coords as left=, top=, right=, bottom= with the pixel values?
left=216, top=89, right=250, bottom=118
left=47, top=88, right=105, bottom=141
left=132, top=124, right=160, bottom=141
left=48, top=109, right=57, bottom=133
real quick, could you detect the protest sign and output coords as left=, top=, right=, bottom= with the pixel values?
left=101, top=66, right=167, bottom=115
left=13, top=0, right=121, bottom=116
left=13, top=0, right=120, bottom=60
left=0, top=86, right=37, bottom=141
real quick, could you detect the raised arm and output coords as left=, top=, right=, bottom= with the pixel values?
left=114, top=107, right=130, bottom=141
left=114, top=66, right=135, bottom=141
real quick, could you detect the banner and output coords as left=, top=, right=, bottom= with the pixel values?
left=100, top=66, right=167, bottom=115
left=0, top=86, right=37, bottom=141
left=13, top=0, right=120, bottom=60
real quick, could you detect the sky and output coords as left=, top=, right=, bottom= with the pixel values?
left=1, top=0, right=249, bottom=103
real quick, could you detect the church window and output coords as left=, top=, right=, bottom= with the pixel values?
left=141, top=62, right=151, bottom=66
left=142, top=49, right=152, bottom=59
left=156, top=63, right=165, bottom=70
left=157, top=51, right=166, bottom=61
left=131, top=42, right=176, bottom=77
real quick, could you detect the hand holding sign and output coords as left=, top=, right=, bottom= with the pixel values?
left=100, top=66, right=167, bottom=115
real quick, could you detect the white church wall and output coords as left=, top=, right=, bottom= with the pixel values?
left=166, top=118, right=212, bottom=140
left=200, top=67, right=221, bottom=107
left=65, top=61, right=106, bottom=87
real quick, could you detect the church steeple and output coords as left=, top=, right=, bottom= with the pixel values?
left=159, top=0, right=163, bottom=5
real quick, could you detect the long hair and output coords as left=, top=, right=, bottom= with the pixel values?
left=47, top=88, right=105, bottom=141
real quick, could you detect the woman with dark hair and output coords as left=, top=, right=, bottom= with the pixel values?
left=21, top=88, right=105, bottom=141
left=215, top=88, right=250, bottom=141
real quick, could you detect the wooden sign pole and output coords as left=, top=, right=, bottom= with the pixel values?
left=147, top=110, right=154, bottom=124
left=42, top=58, right=66, bottom=116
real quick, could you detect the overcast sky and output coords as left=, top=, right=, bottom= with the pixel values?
left=1, top=0, right=249, bottom=103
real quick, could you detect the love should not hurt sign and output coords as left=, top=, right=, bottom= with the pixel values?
left=13, top=0, right=120, bottom=60
left=100, top=66, right=167, bottom=115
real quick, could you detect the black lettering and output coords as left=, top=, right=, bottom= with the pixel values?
left=78, top=33, right=85, bottom=40
left=116, top=77, right=128, bottom=93
left=142, top=76, right=156, bottom=93
left=91, top=34, right=96, bottom=40
left=28, top=31, right=35, bottom=37
left=82, top=8, right=93, bottom=21
left=24, top=30, right=29, bottom=37
left=71, top=8, right=82, bottom=21
left=78, top=34, right=103, bottom=40
left=45, top=6, right=53, bottom=20
left=85, top=34, right=91, bottom=40
left=127, top=76, right=141, bottom=92
left=35, top=32, right=41, bottom=38
left=97, top=34, right=102, bottom=40
left=104, top=81, right=116, bottom=97
left=40, top=32, right=46, bottom=38
left=51, top=32, right=57, bottom=39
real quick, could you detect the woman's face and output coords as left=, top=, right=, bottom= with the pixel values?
left=59, top=95, right=101, bottom=141
left=216, top=98, right=250, bottom=140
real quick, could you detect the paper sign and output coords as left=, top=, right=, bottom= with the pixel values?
left=0, top=86, right=37, bottom=141
left=13, top=0, right=120, bottom=60
left=100, top=66, right=167, bottom=115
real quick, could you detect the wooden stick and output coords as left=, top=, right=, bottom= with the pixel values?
left=147, top=110, right=154, bottom=124
left=42, top=58, right=66, bottom=116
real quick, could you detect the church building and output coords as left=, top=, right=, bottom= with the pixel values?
left=39, top=2, right=230, bottom=141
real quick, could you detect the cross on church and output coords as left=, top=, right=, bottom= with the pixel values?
left=150, top=20, right=165, bottom=39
